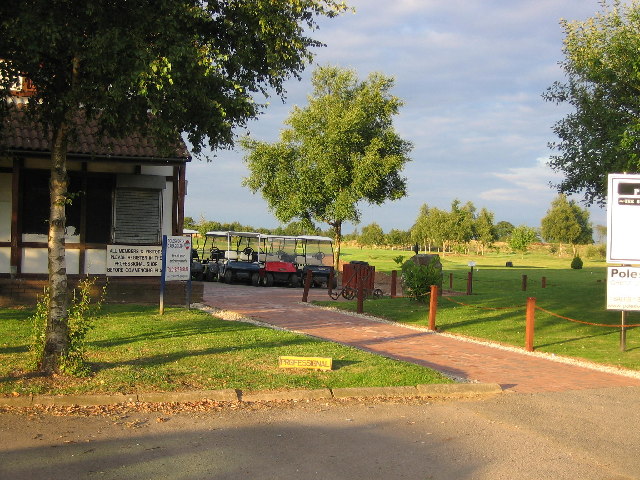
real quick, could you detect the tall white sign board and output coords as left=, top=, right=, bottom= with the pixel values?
left=607, top=173, right=640, bottom=264
left=164, top=236, right=192, bottom=281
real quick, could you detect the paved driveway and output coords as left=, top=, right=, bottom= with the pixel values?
left=201, top=282, right=640, bottom=393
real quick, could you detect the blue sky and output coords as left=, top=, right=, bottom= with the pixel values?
left=185, top=0, right=612, bottom=233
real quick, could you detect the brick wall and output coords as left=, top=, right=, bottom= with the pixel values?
left=0, top=277, right=203, bottom=308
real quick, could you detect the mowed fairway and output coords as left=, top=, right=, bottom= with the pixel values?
left=323, top=245, right=640, bottom=370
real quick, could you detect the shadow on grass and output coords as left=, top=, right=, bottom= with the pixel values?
left=90, top=335, right=319, bottom=371
left=535, top=328, right=620, bottom=349
left=0, top=345, right=30, bottom=355
left=331, top=360, right=360, bottom=370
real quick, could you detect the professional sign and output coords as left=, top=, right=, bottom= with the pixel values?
left=607, top=173, right=640, bottom=264
left=164, top=236, right=192, bottom=281
left=278, top=356, right=333, bottom=371
left=106, top=245, right=162, bottom=276
left=607, top=267, right=640, bottom=311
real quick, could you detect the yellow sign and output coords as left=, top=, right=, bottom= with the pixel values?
left=278, top=356, right=333, bottom=371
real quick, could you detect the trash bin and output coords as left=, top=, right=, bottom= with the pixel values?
left=342, top=261, right=375, bottom=291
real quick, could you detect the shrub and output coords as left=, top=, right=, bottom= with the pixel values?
left=401, top=257, right=442, bottom=302
left=571, top=256, right=583, bottom=270
left=30, top=277, right=106, bottom=376
left=585, top=244, right=606, bottom=260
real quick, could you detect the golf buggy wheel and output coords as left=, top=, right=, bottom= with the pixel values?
left=265, top=273, right=275, bottom=287
left=224, top=269, right=233, bottom=284
left=251, top=273, right=261, bottom=287
left=342, top=287, right=356, bottom=300
left=372, top=288, right=384, bottom=299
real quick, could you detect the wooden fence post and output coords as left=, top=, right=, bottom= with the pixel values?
left=541, top=276, right=546, bottom=289
left=302, top=269, right=313, bottom=303
left=449, top=273, right=453, bottom=290
left=522, top=274, right=528, bottom=291
left=391, top=270, right=397, bottom=298
left=328, top=267, right=335, bottom=296
left=525, top=297, right=536, bottom=352
left=428, top=285, right=438, bottom=331
left=357, top=272, right=364, bottom=314
left=466, top=271, right=473, bottom=295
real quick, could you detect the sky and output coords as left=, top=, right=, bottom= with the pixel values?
left=184, top=0, right=613, bottom=233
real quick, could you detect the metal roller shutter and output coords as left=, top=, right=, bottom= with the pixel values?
left=112, top=188, right=162, bottom=244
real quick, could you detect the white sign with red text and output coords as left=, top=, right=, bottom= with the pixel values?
left=164, top=236, right=192, bottom=281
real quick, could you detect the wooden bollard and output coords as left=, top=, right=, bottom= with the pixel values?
left=391, top=270, right=397, bottom=298
left=449, top=273, right=453, bottom=289
left=302, top=269, right=313, bottom=303
left=541, top=276, right=546, bottom=289
left=328, top=267, right=335, bottom=295
left=525, top=297, right=536, bottom=352
left=466, top=271, right=472, bottom=295
left=522, top=274, right=528, bottom=291
left=428, top=285, right=438, bottom=331
left=357, top=272, right=364, bottom=314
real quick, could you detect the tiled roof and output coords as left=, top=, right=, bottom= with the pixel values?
left=0, top=104, right=190, bottom=163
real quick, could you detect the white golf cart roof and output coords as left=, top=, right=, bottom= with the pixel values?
left=205, top=231, right=262, bottom=238
left=296, top=235, right=333, bottom=242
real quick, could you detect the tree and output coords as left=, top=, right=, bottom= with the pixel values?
left=495, top=221, right=515, bottom=242
left=541, top=194, right=593, bottom=256
left=474, top=207, right=497, bottom=255
left=241, top=65, right=412, bottom=270
left=386, top=228, right=410, bottom=248
left=544, top=1, right=640, bottom=205
left=410, top=204, right=431, bottom=251
left=446, top=200, right=475, bottom=253
left=508, top=225, right=538, bottom=256
left=360, top=223, right=385, bottom=248
left=0, top=0, right=347, bottom=374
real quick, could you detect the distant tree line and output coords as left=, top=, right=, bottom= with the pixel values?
left=186, top=194, right=598, bottom=257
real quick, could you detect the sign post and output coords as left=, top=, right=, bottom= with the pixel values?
left=606, top=173, right=640, bottom=351
left=160, top=235, right=192, bottom=314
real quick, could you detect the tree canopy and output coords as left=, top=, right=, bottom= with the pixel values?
left=241, top=65, right=412, bottom=269
left=544, top=0, right=640, bottom=205
left=0, top=0, right=347, bottom=374
left=541, top=194, right=593, bottom=255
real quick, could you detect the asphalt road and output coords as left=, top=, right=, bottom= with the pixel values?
left=2, top=387, right=639, bottom=480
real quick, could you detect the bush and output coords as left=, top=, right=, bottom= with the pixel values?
left=585, top=244, right=606, bottom=260
left=571, top=256, right=583, bottom=270
left=400, top=257, right=442, bottom=302
left=30, top=277, right=106, bottom=376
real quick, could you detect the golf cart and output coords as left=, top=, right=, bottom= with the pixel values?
left=296, top=235, right=336, bottom=288
left=256, top=234, right=300, bottom=287
left=202, top=231, right=261, bottom=284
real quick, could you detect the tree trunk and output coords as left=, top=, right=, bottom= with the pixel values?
left=332, top=221, right=342, bottom=273
left=41, top=120, right=70, bottom=375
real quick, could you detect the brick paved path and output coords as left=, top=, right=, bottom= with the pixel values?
left=201, top=282, right=640, bottom=394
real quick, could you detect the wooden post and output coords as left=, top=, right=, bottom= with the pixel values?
left=466, top=271, right=472, bottom=295
left=522, top=274, right=528, bottom=291
left=357, top=272, right=364, bottom=314
left=449, top=273, right=453, bottom=290
left=621, top=310, right=627, bottom=352
left=390, top=270, right=397, bottom=298
left=541, top=276, right=546, bottom=289
left=328, top=267, right=335, bottom=296
left=525, top=297, right=536, bottom=352
left=302, top=269, right=313, bottom=303
left=428, top=285, right=438, bottom=330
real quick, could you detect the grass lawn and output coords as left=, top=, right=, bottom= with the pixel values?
left=0, top=304, right=451, bottom=396
left=320, top=246, right=640, bottom=370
